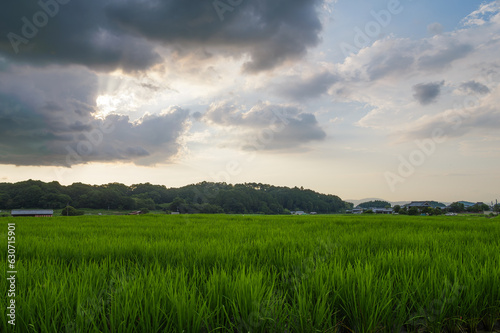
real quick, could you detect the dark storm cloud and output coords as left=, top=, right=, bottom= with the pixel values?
left=0, top=67, right=190, bottom=166
left=107, top=0, right=323, bottom=73
left=0, top=1, right=161, bottom=72
left=418, top=42, right=473, bottom=71
left=204, top=101, right=326, bottom=150
left=273, top=71, right=338, bottom=101
left=459, top=81, right=490, bottom=95
left=1, top=0, right=324, bottom=73
left=412, top=81, right=445, bottom=105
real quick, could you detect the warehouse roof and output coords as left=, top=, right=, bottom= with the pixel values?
left=11, top=210, right=54, bottom=215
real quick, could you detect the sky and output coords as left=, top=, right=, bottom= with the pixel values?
left=0, top=0, right=499, bottom=204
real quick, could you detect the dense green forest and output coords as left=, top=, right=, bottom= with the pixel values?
left=0, top=180, right=352, bottom=214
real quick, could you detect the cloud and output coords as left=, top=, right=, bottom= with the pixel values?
left=203, top=101, right=326, bottom=150
left=272, top=71, right=338, bottom=101
left=402, top=106, right=500, bottom=141
left=0, top=1, right=161, bottom=72
left=462, top=1, right=500, bottom=26
left=401, top=85, right=500, bottom=141
left=427, top=22, right=444, bottom=35
left=0, top=66, right=190, bottom=167
left=0, top=0, right=324, bottom=73
left=366, top=53, right=415, bottom=81
left=330, top=1, right=500, bottom=140
left=418, top=42, right=474, bottom=71
left=337, top=37, right=419, bottom=83
left=459, top=81, right=490, bottom=95
left=191, top=112, right=203, bottom=121
left=412, top=81, right=445, bottom=105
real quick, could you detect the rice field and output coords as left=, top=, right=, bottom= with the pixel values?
left=1, top=214, right=500, bottom=333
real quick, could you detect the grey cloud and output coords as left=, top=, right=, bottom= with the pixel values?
left=273, top=71, right=338, bottom=101
left=107, top=0, right=323, bottom=73
left=413, top=81, right=445, bottom=105
left=402, top=106, right=500, bottom=141
left=191, top=112, right=203, bottom=121
left=203, top=103, right=241, bottom=126
left=0, top=67, right=190, bottom=166
left=140, top=83, right=160, bottom=91
left=418, top=42, right=473, bottom=71
left=204, top=101, right=326, bottom=150
left=66, top=109, right=189, bottom=166
left=0, top=1, right=161, bottom=72
left=69, top=121, right=92, bottom=132
left=0, top=57, right=8, bottom=71
left=41, top=101, right=64, bottom=112
left=367, top=54, right=414, bottom=81
left=1, top=0, right=323, bottom=73
left=259, top=113, right=326, bottom=149
left=427, top=23, right=444, bottom=35
left=460, top=81, right=490, bottom=95
left=126, top=146, right=150, bottom=157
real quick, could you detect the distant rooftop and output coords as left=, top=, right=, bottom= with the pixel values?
left=407, top=202, right=431, bottom=207
left=11, top=210, right=54, bottom=215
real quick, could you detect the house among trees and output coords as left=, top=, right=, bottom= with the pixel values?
left=11, top=210, right=53, bottom=217
left=406, top=201, right=432, bottom=209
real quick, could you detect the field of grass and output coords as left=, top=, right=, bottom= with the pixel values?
left=1, top=214, right=500, bottom=333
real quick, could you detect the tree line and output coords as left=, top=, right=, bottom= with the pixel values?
left=0, top=180, right=353, bottom=215
left=391, top=202, right=497, bottom=215
left=357, top=200, right=498, bottom=215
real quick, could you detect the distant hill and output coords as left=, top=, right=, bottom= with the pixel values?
left=345, top=198, right=386, bottom=207
left=346, top=198, right=411, bottom=207
left=346, top=198, right=450, bottom=207
left=357, top=200, right=392, bottom=209
left=427, top=201, right=447, bottom=208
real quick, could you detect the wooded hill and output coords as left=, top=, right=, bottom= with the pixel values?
left=0, top=180, right=353, bottom=214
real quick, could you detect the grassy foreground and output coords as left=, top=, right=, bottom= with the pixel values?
left=1, top=214, right=500, bottom=333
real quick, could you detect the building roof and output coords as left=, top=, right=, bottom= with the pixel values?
left=11, top=210, right=54, bottom=215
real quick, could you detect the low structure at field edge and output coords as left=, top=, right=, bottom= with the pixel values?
left=11, top=210, right=54, bottom=217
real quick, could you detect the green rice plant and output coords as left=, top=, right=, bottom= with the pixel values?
left=1, top=214, right=499, bottom=332
left=337, top=261, right=394, bottom=333
left=289, top=263, right=340, bottom=332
